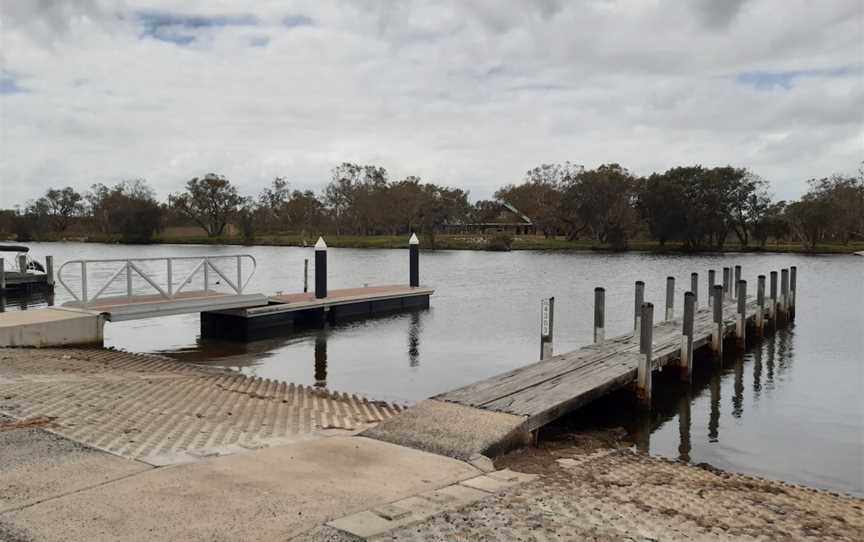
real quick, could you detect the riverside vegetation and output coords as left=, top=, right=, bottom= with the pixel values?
left=2, top=161, right=862, bottom=253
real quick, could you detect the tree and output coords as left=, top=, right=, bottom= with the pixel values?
left=729, top=171, right=771, bottom=247
left=495, top=162, right=582, bottom=237
left=31, top=187, right=83, bottom=232
left=170, top=174, right=243, bottom=237
left=416, top=184, right=470, bottom=247
left=638, top=171, right=690, bottom=246
left=559, top=164, right=639, bottom=248
left=85, top=180, right=162, bottom=242
left=752, top=201, right=788, bottom=247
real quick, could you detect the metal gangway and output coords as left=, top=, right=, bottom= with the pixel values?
left=57, top=255, right=269, bottom=321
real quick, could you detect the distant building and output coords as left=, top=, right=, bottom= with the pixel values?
left=446, top=201, right=535, bottom=235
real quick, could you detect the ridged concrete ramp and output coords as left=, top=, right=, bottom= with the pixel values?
left=0, top=347, right=403, bottom=465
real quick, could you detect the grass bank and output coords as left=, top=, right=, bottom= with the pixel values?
left=148, top=233, right=864, bottom=254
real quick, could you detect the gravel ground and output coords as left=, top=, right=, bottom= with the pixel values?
left=294, top=429, right=864, bottom=541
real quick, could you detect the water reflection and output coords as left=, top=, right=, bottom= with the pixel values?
left=408, top=311, right=421, bottom=367
left=0, top=291, right=54, bottom=312
left=677, top=389, right=691, bottom=462
left=314, top=331, right=328, bottom=389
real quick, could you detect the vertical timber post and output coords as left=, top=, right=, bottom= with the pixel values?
left=0, top=259, right=5, bottom=291
left=665, top=276, right=675, bottom=321
left=594, top=287, right=605, bottom=343
left=757, top=275, right=766, bottom=336
left=734, top=265, right=742, bottom=300
left=540, top=297, right=554, bottom=360
left=634, top=280, right=644, bottom=333
left=736, top=280, right=747, bottom=348
left=691, top=272, right=698, bottom=307
left=708, top=269, right=715, bottom=306
left=303, top=258, right=309, bottom=293
left=681, top=292, right=695, bottom=382
left=712, top=285, right=724, bottom=359
left=789, top=266, right=797, bottom=320
left=722, top=267, right=730, bottom=301
left=315, top=237, right=327, bottom=299
left=18, top=254, right=26, bottom=273
left=409, top=233, right=419, bottom=288
left=638, top=302, right=654, bottom=405
left=45, top=256, right=55, bottom=287
left=780, top=268, right=789, bottom=322
left=770, top=271, right=778, bottom=322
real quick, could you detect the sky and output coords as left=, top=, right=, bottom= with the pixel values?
left=0, top=0, right=862, bottom=207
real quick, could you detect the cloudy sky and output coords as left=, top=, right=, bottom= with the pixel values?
left=1, top=0, right=861, bottom=206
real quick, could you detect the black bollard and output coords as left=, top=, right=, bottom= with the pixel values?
left=409, top=233, right=419, bottom=287
left=314, top=237, right=327, bottom=299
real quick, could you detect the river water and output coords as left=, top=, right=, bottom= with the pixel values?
left=4, top=242, right=863, bottom=495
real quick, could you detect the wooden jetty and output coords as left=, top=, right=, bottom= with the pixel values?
left=0, top=251, right=55, bottom=294
left=435, top=266, right=797, bottom=433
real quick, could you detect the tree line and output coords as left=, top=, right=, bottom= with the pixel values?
left=2, top=161, right=862, bottom=250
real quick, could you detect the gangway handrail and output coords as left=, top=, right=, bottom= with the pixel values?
left=57, top=254, right=257, bottom=306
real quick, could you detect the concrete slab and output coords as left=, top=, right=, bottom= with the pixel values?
left=362, top=399, right=529, bottom=460
left=0, top=427, right=150, bottom=513
left=1, top=436, right=479, bottom=542
left=0, top=308, right=104, bottom=347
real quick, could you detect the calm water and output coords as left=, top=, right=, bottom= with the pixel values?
left=4, top=242, right=863, bottom=495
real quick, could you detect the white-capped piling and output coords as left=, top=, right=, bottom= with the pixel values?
left=708, top=269, right=715, bottom=306
left=409, top=233, right=420, bottom=288
left=769, top=270, right=778, bottom=322
left=46, top=256, right=54, bottom=287
left=594, top=287, right=605, bottom=343
left=634, top=280, right=645, bottom=333
left=665, top=276, right=675, bottom=320
left=690, top=272, right=698, bottom=306
left=638, top=302, right=654, bottom=405
left=314, top=237, right=328, bottom=299
left=680, top=291, right=695, bottom=381
left=790, top=266, right=797, bottom=319
left=757, top=275, right=766, bottom=335
left=712, top=284, right=724, bottom=358
left=736, top=280, right=747, bottom=348
left=540, top=297, right=555, bottom=360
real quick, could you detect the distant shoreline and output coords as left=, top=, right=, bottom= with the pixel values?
left=9, top=234, right=864, bottom=255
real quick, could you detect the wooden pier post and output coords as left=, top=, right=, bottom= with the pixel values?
left=634, top=281, right=645, bottom=333
left=708, top=269, right=715, bottom=306
left=734, top=265, right=742, bottom=300
left=638, top=302, right=654, bottom=405
left=314, top=237, right=328, bottom=299
left=736, top=280, right=747, bottom=348
left=18, top=254, right=27, bottom=273
left=409, top=233, right=420, bottom=288
left=712, top=285, right=724, bottom=358
left=665, top=276, right=675, bottom=320
left=722, top=267, right=730, bottom=301
left=780, top=268, right=789, bottom=322
left=593, top=287, right=605, bottom=344
left=691, top=272, right=698, bottom=307
left=757, top=275, right=766, bottom=336
left=45, top=256, right=55, bottom=287
left=790, top=266, right=797, bottom=320
left=770, top=271, right=778, bottom=322
left=664, top=277, right=675, bottom=320
left=680, top=292, right=695, bottom=381
left=540, top=297, right=554, bottom=360
left=0, top=258, right=5, bottom=291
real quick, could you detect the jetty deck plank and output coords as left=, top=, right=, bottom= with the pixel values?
left=436, top=298, right=762, bottom=431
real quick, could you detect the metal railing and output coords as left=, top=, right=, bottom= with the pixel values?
left=57, top=255, right=256, bottom=306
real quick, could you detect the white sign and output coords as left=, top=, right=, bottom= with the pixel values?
left=541, top=298, right=550, bottom=336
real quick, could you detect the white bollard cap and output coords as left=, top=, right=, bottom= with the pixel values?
left=409, top=233, right=419, bottom=245
left=315, top=237, right=327, bottom=250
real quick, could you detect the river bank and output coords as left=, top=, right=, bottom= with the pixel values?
left=2, top=347, right=860, bottom=541
left=6, top=233, right=863, bottom=254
